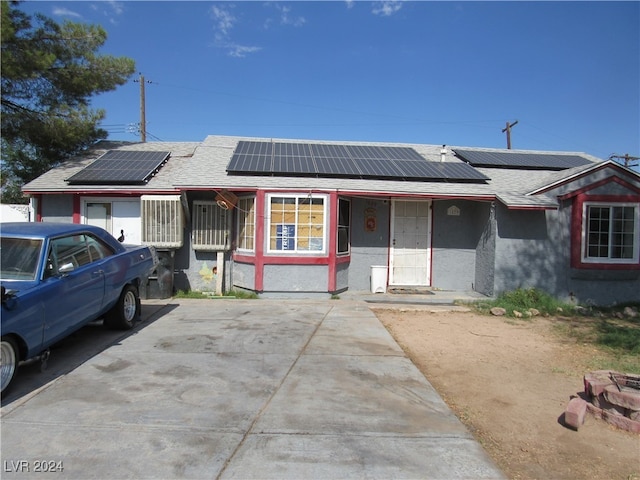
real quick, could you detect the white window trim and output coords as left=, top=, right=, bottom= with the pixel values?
left=581, top=201, right=640, bottom=264
left=236, top=196, right=256, bottom=253
left=266, top=193, right=328, bottom=255
left=337, top=197, right=351, bottom=256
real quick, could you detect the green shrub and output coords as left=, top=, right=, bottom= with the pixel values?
left=474, top=288, right=574, bottom=317
left=173, top=289, right=258, bottom=299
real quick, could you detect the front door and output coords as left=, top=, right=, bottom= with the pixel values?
left=389, top=200, right=431, bottom=286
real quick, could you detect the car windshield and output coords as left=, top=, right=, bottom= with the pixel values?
left=1, top=237, right=43, bottom=280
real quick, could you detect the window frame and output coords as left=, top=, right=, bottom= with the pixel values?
left=337, top=197, right=351, bottom=256
left=581, top=201, right=639, bottom=264
left=47, top=233, right=115, bottom=276
left=236, top=196, right=256, bottom=253
left=266, top=193, right=328, bottom=255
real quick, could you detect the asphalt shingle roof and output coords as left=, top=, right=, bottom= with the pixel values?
left=23, top=135, right=613, bottom=209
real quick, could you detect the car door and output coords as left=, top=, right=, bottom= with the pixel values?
left=41, top=234, right=106, bottom=345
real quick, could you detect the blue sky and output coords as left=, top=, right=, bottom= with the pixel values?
left=21, top=1, right=640, bottom=164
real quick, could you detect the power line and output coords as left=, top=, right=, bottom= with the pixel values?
left=609, top=153, right=640, bottom=168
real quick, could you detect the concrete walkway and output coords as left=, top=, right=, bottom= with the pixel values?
left=1, top=299, right=503, bottom=479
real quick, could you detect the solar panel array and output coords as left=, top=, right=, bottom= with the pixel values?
left=227, top=141, right=489, bottom=182
left=67, top=150, right=171, bottom=185
left=453, top=149, right=592, bottom=170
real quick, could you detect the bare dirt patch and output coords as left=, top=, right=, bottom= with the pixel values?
left=374, top=307, right=639, bottom=480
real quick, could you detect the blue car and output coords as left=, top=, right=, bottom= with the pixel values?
left=1, top=222, right=157, bottom=393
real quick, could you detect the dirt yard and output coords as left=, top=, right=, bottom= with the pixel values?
left=373, top=307, right=639, bottom=480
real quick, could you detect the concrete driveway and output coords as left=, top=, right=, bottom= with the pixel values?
left=1, top=299, right=503, bottom=479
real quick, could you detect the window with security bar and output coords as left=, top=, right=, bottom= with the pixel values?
left=141, top=195, right=184, bottom=248
left=192, top=201, right=230, bottom=251
left=583, top=202, right=639, bottom=263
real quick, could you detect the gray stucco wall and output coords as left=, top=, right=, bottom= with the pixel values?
left=335, top=260, right=349, bottom=292
left=263, top=264, right=328, bottom=292
left=232, top=262, right=255, bottom=291
left=493, top=204, right=561, bottom=295
left=475, top=203, right=496, bottom=296
left=493, top=198, right=640, bottom=306
left=431, top=200, right=491, bottom=291
left=348, top=198, right=390, bottom=292
left=170, top=220, right=232, bottom=293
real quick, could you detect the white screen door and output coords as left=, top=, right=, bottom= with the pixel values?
left=389, top=200, right=431, bottom=286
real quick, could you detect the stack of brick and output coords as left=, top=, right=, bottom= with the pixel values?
left=570, top=370, right=640, bottom=433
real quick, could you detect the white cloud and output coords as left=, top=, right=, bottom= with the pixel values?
left=209, top=4, right=261, bottom=58
left=228, top=44, right=263, bottom=58
left=52, top=7, right=83, bottom=19
left=106, top=1, right=124, bottom=16
left=274, top=4, right=306, bottom=27
left=89, top=1, right=124, bottom=25
left=345, top=0, right=355, bottom=9
left=372, top=1, right=403, bottom=17
left=210, top=5, right=236, bottom=36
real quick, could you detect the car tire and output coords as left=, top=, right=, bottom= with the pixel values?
left=104, top=285, right=140, bottom=330
left=1, top=336, right=19, bottom=394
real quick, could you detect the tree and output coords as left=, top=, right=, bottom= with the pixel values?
left=1, top=1, right=135, bottom=203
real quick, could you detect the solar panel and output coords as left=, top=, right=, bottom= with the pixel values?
left=454, top=149, right=592, bottom=170
left=67, top=150, right=170, bottom=185
left=227, top=141, right=489, bottom=182
left=351, top=158, right=400, bottom=177
left=273, top=155, right=316, bottom=174
left=314, top=156, right=361, bottom=176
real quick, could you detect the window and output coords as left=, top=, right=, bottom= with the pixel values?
left=192, top=201, right=230, bottom=251
left=141, top=195, right=183, bottom=248
left=1, top=238, right=43, bottom=281
left=47, top=234, right=115, bottom=276
left=237, top=197, right=256, bottom=252
left=583, top=202, right=639, bottom=263
left=337, top=198, right=350, bottom=255
left=267, top=194, right=326, bottom=253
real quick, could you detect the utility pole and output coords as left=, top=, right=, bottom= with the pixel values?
left=609, top=153, right=640, bottom=168
left=502, top=120, right=518, bottom=149
left=133, top=73, right=151, bottom=142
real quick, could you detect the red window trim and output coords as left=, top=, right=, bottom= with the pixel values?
left=570, top=192, right=640, bottom=270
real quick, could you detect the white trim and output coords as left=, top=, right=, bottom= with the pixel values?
left=265, top=193, right=328, bottom=255
left=581, top=201, right=639, bottom=264
left=337, top=197, right=351, bottom=256
left=236, top=196, right=256, bottom=253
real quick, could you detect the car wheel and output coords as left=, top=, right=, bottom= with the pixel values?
left=1, top=337, right=19, bottom=394
left=104, top=285, right=140, bottom=330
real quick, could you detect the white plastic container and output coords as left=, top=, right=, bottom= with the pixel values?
left=370, top=266, right=388, bottom=293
